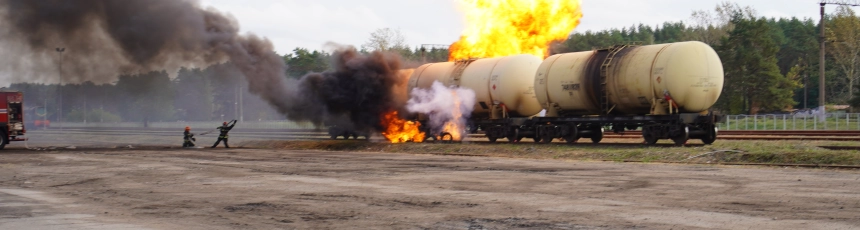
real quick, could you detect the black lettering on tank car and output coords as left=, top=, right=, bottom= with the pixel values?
left=562, top=83, right=580, bottom=91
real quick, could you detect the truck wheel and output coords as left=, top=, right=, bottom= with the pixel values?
left=671, top=126, right=689, bottom=146
left=642, top=129, right=659, bottom=145
left=540, top=133, right=553, bottom=143
left=700, top=127, right=717, bottom=145
left=0, top=132, right=7, bottom=150
left=590, top=127, right=604, bottom=144
left=507, top=129, right=519, bottom=143
left=563, top=126, right=579, bottom=144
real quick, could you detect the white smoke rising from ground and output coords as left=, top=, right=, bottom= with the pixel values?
left=406, top=81, right=476, bottom=140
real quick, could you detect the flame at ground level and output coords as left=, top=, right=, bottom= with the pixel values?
left=381, top=110, right=425, bottom=143
left=440, top=93, right=465, bottom=141
left=441, top=122, right=462, bottom=141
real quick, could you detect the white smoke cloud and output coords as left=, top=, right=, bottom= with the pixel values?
left=406, top=81, right=476, bottom=140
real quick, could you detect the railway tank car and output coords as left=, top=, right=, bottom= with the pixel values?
left=407, top=54, right=544, bottom=119
left=407, top=41, right=724, bottom=145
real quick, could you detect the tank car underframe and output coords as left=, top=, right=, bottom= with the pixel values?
left=473, top=113, right=720, bottom=145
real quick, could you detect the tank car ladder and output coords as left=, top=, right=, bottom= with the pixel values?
left=598, top=45, right=630, bottom=115
left=449, top=58, right=477, bottom=86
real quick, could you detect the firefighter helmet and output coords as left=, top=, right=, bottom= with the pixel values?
left=185, top=126, right=190, bottom=131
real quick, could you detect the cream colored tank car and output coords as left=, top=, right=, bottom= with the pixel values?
left=407, top=54, right=543, bottom=118
left=535, top=41, right=723, bottom=116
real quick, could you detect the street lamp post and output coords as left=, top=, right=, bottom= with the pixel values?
left=56, top=47, right=65, bottom=129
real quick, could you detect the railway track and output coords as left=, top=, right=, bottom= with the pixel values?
left=29, top=128, right=860, bottom=142
left=611, top=130, right=860, bottom=136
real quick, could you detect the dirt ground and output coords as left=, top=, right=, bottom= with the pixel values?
left=1, top=132, right=859, bottom=229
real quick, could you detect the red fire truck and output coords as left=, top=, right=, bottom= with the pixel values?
left=0, top=89, right=25, bottom=149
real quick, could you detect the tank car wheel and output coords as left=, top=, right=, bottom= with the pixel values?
left=563, top=126, right=579, bottom=144
left=590, top=127, right=604, bottom=144
left=342, top=135, right=350, bottom=140
left=330, top=135, right=338, bottom=140
left=351, top=134, right=359, bottom=140
left=701, top=126, right=718, bottom=145
left=0, top=131, right=7, bottom=150
left=540, top=134, right=553, bottom=143
left=507, top=129, right=520, bottom=143
left=539, top=126, right=555, bottom=143
left=488, top=136, right=498, bottom=143
left=642, top=129, right=659, bottom=145
left=671, top=126, right=690, bottom=146
left=531, top=128, right=542, bottom=143
left=440, top=132, right=454, bottom=143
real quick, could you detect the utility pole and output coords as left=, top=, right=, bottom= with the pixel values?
left=804, top=72, right=808, bottom=109
left=819, top=0, right=860, bottom=121
left=820, top=2, right=826, bottom=121
left=56, top=47, right=65, bottom=129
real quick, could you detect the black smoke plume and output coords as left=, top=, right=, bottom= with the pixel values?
left=0, top=0, right=409, bottom=132
left=287, top=47, right=407, bottom=132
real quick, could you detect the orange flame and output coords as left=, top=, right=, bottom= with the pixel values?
left=449, top=0, right=583, bottom=61
left=440, top=92, right=464, bottom=141
left=381, top=110, right=425, bottom=143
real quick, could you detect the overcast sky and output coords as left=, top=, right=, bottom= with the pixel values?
left=200, top=0, right=834, bottom=55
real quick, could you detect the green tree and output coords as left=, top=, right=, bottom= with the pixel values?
left=717, top=15, right=800, bottom=114
left=174, top=67, right=214, bottom=121
left=689, top=1, right=756, bottom=46
left=826, top=6, right=860, bottom=104
left=283, top=48, right=330, bottom=78
left=770, top=18, right=819, bottom=108
left=116, top=71, right=176, bottom=122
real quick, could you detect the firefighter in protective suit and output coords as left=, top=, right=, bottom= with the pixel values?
left=183, top=126, right=196, bottom=147
left=211, top=120, right=236, bottom=148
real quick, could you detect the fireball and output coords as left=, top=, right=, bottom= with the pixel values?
left=449, top=0, right=583, bottom=61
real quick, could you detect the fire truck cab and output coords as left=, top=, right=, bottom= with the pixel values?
left=0, top=89, right=25, bottom=149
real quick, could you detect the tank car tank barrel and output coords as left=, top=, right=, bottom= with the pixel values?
left=535, top=41, right=723, bottom=115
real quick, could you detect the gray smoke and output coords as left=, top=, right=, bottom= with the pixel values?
left=406, top=81, right=476, bottom=139
left=0, top=0, right=412, bottom=132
